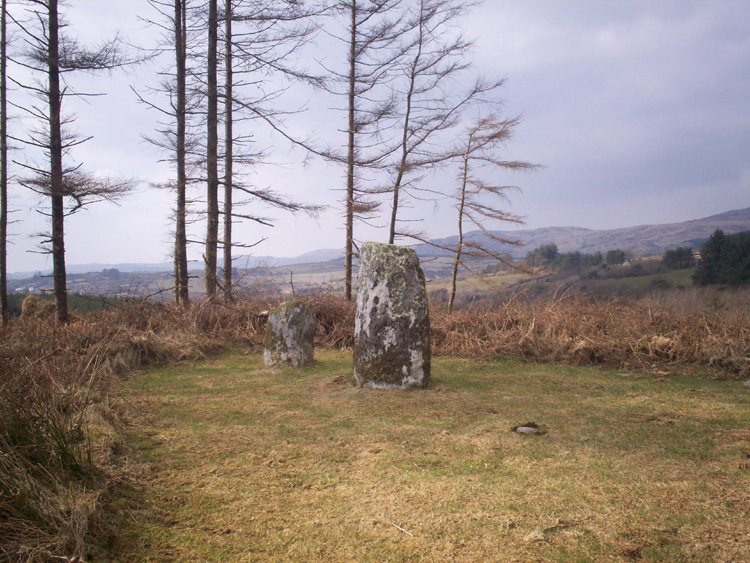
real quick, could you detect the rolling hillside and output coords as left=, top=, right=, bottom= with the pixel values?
left=9, top=207, right=749, bottom=295
left=417, top=206, right=750, bottom=259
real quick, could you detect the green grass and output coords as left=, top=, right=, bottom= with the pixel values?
left=113, top=349, right=750, bottom=562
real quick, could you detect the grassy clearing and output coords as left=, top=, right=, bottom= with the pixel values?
left=115, top=349, right=750, bottom=563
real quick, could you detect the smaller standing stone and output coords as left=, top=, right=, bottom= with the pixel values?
left=264, top=301, right=316, bottom=368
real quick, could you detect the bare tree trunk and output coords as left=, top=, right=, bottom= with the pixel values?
left=222, top=0, right=233, bottom=301
left=388, top=23, right=420, bottom=245
left=205, top=0, right=219, bottom=299
left=48, top=0, right=68, bottom=323
left=173, top=248, right=179, bottom=301
left=0, top=0, right=8, bottom=325
left=345, top=0, right=357, bottom=302
left=449, top=145, right=470, bottom=313
left=388, top=0, right=425, bottom=245
left=175, top=0, right=189, bottom=305
left=446, top=117, right=532, bottom=311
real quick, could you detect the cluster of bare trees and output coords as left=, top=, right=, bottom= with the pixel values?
left=140, top=0, right=325, bottom=306
left=325, top=0, right=536, bottom=304
left=0, top=0, right=534, bottom=323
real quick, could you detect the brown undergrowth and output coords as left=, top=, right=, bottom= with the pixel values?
left=0, top=289, right=747, bottom=562
left=0, top=300, right=245, bottom=562
left=431, top=292, right=750, bottom=379
left=315, top=288, right=749, bottom=379
left=310, top=289, right=749, bottom=379
left=0, top=293, right=357, bottom=562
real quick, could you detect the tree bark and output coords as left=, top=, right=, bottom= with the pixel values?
left=449, top=139, right=471, bottom=313
left=205, top=0, right=219, bottom=299
left=345, top=0, right=357, bottom=302
left=0, top=0, right=8, bottom=325
left=48, top=0, right=68, bottom=323
left=175, top=0, right=189, bottom=305
left=222, top=0, right=233, bottom=301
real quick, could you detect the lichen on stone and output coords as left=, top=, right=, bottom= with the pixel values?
left=264, top=301, right=315, bottom=369
left=353, top=242, right=431, bottom=389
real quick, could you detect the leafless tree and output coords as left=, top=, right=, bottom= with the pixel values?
left=11, top=0, right=136, bottom=322
left=447, top=115, right=536, bottom=312
left=327, top=0, right=409, bottom=301
left=0, top=0, right=8, bottom=325
left=140, top=0, right=324, bottom=302
left=174, top=0, right=190, bottom=304
left=387, top=0, right=501, bottom=245
left=222, top=0, right=232, bottom=298
left=138, top=0, right=203, bottom=305
left=218, top=0, right=324, bottom=301
left=204, top=0, right=219, bottom=298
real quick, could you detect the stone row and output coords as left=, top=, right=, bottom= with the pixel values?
left=263, top=242, right=431, bottom=390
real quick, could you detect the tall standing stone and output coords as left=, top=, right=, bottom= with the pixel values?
left=264, top=301, right=316, bottom=368
left=354, top=242, right=431, bottom=389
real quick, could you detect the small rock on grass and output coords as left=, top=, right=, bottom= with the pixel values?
left=524, top=530, right=546, bottom=544
left=511, top=422, right=546, bottom=435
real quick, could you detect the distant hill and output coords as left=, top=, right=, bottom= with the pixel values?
left=10, top=207, right=749, bottom=282
left=8, top=250, right=345, bottom=279
left=8, top=261, right=185, bottom=280
left=416, top=207, right=750, bottom=259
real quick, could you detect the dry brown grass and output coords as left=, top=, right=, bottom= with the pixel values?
left=0, top=299, right=261, bottom=562
left=266, top=288, right=750, bottom=379
left=112, top=349, right=750, bottom=563
left=0, top=294, right=359, bottom=562
left=431, top=291, right=750, bottom=379
left=1, top=288, right=747, bottom=562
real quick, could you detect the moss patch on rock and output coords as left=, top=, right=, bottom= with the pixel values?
left=353, top=242, right=431, bottom=389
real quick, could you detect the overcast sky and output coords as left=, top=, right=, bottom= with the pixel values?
left=5, top=0, right=749, bottom=273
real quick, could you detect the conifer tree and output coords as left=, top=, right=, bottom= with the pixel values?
left=14, top=0, right=135, bottom=322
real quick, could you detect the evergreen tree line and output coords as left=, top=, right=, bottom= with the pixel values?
left=525, top=243, right=626, bottom=268
left=694, top=229, right=750, bottom=286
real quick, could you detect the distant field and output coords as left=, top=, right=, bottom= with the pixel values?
left=584, top=269, right=696, bottom=291
left=114, top=349, right=750, bottom=563
left=428, top=270, right=532, bottom=293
